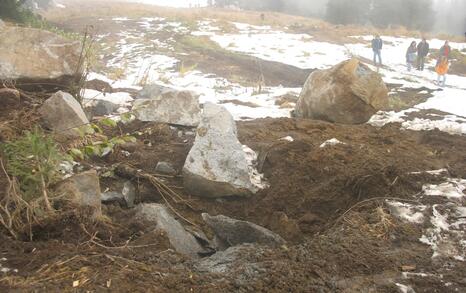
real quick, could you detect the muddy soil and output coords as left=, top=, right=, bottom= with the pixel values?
left=1, top=110, right=466, bottom=291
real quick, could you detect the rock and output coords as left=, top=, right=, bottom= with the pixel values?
left=183, top=103, right=259, bottom=198
left=0, top=88, right=20, bottom=105
left=155, top=162, right=177, bottom=175
left=132, top=91, right=201, bottom=127
left=56, top=170, right=102, bottom=218
left=101, top=191, right=125, bottom=204
left=39, top=91, right=90, bottom=137
left=295, top=58, right=388, bottom=124
left=83, top=98, right=119, bottom=119
left=202, top=213, right=285, bottom=247
left=135, top=203, right=204, bottom=258
left=196, top=244, right=263, bottom=274
left=136, top=84, right=177, bottom=99
left=122, top=181, right=136, bottom=208
left=0, top=26, right=80, bottom=89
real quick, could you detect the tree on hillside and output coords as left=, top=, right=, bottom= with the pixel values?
left=370, top=0, right=434, bottom=31
left=326, top=0, right=370, bottom=25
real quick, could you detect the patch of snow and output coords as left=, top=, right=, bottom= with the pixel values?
left=410, top=169, right=448, bottom=176
left=242, top=145, right=268, bottom=190
left=280, top=136, right=294, bottom=142
left=423, top=179, right=466, bottom=199
left=395, top=283, right=415, bottom=293
left=319, top=138, right=345, bottom=148
left=386, top=201, right=427, bottom=224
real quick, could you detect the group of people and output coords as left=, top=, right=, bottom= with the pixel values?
left=371, top=35, right=452, bottom=87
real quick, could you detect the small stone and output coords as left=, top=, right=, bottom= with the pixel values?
left=155, top=162, right=177, bottom=175
left=101, top=191, right=124, bottom=204
left=122, top=181, right=136, bottom=208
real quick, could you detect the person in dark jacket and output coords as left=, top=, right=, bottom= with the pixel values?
left=406, top=41, right=417, bottom=71
left=371, top=35, right=383, bottom=66
left=416, top=38, right=429, bottom=71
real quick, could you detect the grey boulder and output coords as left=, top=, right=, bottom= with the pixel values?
left=136, top=84, right=177, bottom=99
left=39, top=91, right=90, bottom=137
left=83, top=98, right=120, bottom=119
left=295, top=58, right=389, bottom=124
left=155, top=162, right=177, bottom=175
left=56, top=170, right=102, bottom=219
left=183, top=103, right=258, bottom=198
left=0, top=26, right=80, bottom=85
left=132, top=90, right=201, bottom=127
left=135, top=203, right=204, bottom=258
left=202, top=213, right=285, bottom=247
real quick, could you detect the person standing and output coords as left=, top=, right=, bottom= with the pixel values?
left=371, top=35, right=383, bottom=66
left=435, top=56, right=449, bottom=87
left=439, top=40, right=452, bottom=59
left=416, top=38, right=430, bottom=71
left=406, top=41, right=417, bottom=71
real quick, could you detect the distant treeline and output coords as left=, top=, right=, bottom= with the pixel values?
left=215, top=0, right=437, bottom=31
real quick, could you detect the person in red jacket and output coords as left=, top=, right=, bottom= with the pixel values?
left=439, top=41, right=452, bottom=59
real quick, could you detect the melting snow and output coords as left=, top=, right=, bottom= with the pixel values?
left=242, top=145, right=268, bottom=190
left=320, top=138, right=345, bottom=148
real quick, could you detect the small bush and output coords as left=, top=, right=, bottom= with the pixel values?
left=2, top=127, right=65, bottom=207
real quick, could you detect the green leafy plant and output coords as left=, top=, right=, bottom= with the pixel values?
left=69, top=118, right=136, bottom=160
left=2, top=128, right=66, bottom=211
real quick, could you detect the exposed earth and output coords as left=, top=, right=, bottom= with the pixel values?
left=1, top=1, right=466, bottom=292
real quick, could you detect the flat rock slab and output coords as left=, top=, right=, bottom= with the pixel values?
left=0, top=26, right=80, bottom=83
left=202, top=213, right=285, bottom=247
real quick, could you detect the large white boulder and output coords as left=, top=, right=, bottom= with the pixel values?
left=39, top=91, right=89, bottom=137
left=0, top=26, right=80, bottom=84
left=295, top=58, right=388, bottom=124
left=132, top=90, right=201, bottom=127
left=183, top=103, right=259, bottom=198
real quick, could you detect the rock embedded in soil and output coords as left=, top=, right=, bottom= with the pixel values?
left=0, top=25, right=80, bottom=88
left=195, top=244, right=264, bottom=274
left=56, top=169, right=102, bottom=219
left=183, top=103, right=259, bottom=198
left=155, top=162, right=177, bottom=175
left=83, top=98, right=120, bottom=119
left=132, top=90, right=201, bottom=127
left=135, top=203, right=204, bottom=258
left=39, top=91, right=90, bottom=137
left=0, top=88, right=20, bottom=105
left=202, top=213, right=286, bottom=247
left=122, top=181, right=136, bottom=208
left=295, top=58, right=388, bottom=124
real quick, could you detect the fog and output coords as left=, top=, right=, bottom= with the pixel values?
left=118, top=0, right=465, bottom=35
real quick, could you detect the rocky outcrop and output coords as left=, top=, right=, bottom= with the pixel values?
left=56, top=170, right=102, bottom=218
left=0, top=25, right=80, bottom=89
left=183, top=103, right=259, bottom=198
left=203, top=213, right=285, bottom=247
left=132, top=90, right=201, bottom=127
left=135, top=203, right=204, bottom=258
left=295, top=58, right=388, bottom=124
left=39, top=91, right=89, bottom=137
